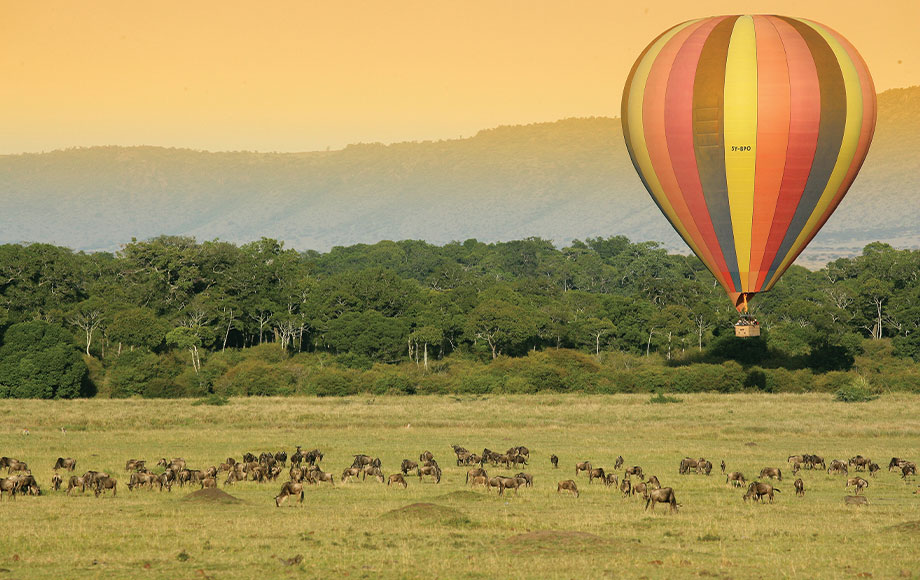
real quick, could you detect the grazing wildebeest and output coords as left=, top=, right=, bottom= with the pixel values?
left=94, top=476, right=117, bottom=497
left=465, top=467, right=487, bottom=484
left=312, top=471, right=335, bottom=486
left=499, top=477, right=522, bottom=495
left=743, top=482, right=779, bottom=503
left=720, top=459, right=726, bottom=474
left=418, top=465, right=441, bottom=484
left=604, top=473, right=618, bottom=488
left=290, top=447, right=304, bottom=466
left=902, top=463, right=917, bottom=479
left=468, top=475, right=488, bottom=488
left=844, top=495, right=869, bottom=506
left=759, top=467, right=782, bottom=480
left=557, top=480, right=579, bottom=498
left=632, top=481, right=648, bottom=498
left=275, top=482, right=304, bottom=506
left=515, top=472, right=533, bottom=487
left=848, top=456, right=871, bottom=471
left=626, top=466, right=644, bottom=479
left=66, top=475, right=87, bottom=494
left=575, top=461, right=592, bottom=477
left=127, top=472, right=155, bottom=491
left=619, top=476, right=631, bottom=496
left=868, top=463, right=880, bottom=477
left=242, top=453, right=257, bottom=463
left=419, top=450, right=434, bottom=464
left=846, top=477, right=869, bottom=495
left=51, top=473, right=63, bottom=491
left=388, top=473, right=407, bottom=488
left=679, top=457, right=697, bottom=475
left=401, top=459, right=419, bottom=475
left=7, top=460, right=28, bottom=475
left=351, top=455, right=373, bottom=468
left=646, top=475, right=661, bottom=490
left=827, top=460, right=848, bottom=475
left=0, top=477, right=16, bottom=500
left=805, top=455, right=826, bottom=470
left=588, top=467, right=606, bottom=483
left=791, top=462, right=801, bottom=475
left=362, top=465, right=384, bottom=482
left=201, top=477, right=217, bottom=489
left=726, top=472, right=746, bottom=487
left=645, top=487, right=679, bottom=512
left=794, top=478, right=805, bottom=496
left=697, top=460, right=713, bottom=476
left=889, top=457, right=908, bottom=472
left=788, top=455, right=804, bottom=465
left=341, top=467, right=362, bottom=483
left=487, top=476, right=505, bottom=494
left=304, top=449, right=324, bottom=466
left=274, top=451, right=287, bottom=467
left=614, top=456, right=624, bottom=471
left=54, top=457, right=77, bottom=472
left=550, top=454, right=559, bottom=469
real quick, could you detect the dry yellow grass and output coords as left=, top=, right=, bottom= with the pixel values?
left=0, top=394, right=919, bottom=578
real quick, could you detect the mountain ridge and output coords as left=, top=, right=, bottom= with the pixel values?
left=2, top=87, right=918, bottom=267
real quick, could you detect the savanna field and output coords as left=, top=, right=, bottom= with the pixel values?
left=2, top=394, right=919, bottom=579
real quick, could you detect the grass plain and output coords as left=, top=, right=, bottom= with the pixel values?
left=1, top=393, right=919, bottom=579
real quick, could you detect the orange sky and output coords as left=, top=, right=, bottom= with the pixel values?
left=2, top=1, right=917, bottom=154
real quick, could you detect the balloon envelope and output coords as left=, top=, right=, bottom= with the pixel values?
left=622, top=15, right=876, bottom=311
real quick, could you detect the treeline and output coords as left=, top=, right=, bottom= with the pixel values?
left=0, top=236, right=918, bottom=398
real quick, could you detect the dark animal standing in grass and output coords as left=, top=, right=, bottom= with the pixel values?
left=902, top=463, right=917, bottom=479
left=557, top=480, right=579, bottom=498
left=54, top=457, right=77, bottom=472
left=94, top=476, right=117, bottom=497
left=7, top=460, right=28, bottom=475
left=401, top=459, right=418, bottom=475
left=419, top=451, right=434, bottom=464
left=575, top=461, right=592, bottom=477
left=792, top=462, right=801, bottom=475
left=794, top=478, right=805, bottom=496
left=499, top=477, right=521, bottom=495
left=743, top=482, right=779, bottom=503
left=604, top=473, right=618, bottom=488
left=0, top=477, right=16, bottom=500
left=614, top=456, right=624, bottom=471
left=646, top=475, right=661, bottom=490
left=846, top=477, right=869, bottom=495
left=726, top=472, right=746, bottom=487
left=759, top=467, right=782, bottom=480
left=620, top=476, right=631, bottom=497
left=626, top=466, right=644, bottom=479
left=465, top=467, right=487, bottom=484
left=588, top=467, right=606, bottom=484
left=550, top=454, right=559, bottom=469
left=468, top=475, right=488, bottom=488
left=274, top=451, right=287, bottom=467
left=388, top=473, right=407, bottom=488
left=645, top=487, right=679, bottom=512
left=304, top=449, right=324, bottom=466
left=697, top=460, right=713, bottom=475
left=868, top=463, right=880, bottom=477
left=632, top=481, right=648, bottom=498
left=51, top=473, right=63, bottom=491
left=720, top=459, right=726, bottom=474
left=515, top=472, right=533, bottom=487
left=312, top=471, right=334, bottom=486
left=66, top=476, right=86, bottom=495
left=679, top=458, right=697, bottom=474
left=275, top=482, right=304, bottom=506
left=201, top=477, right=217, bottom=489
left=827, top=460, right=848, bottom=475
left=848, top=455, right=871, bottom=471
left=341, top=467, right=361, bottom=483
left=889, top=457, right=907, bottom=472
left=418, top=465, right=441, bottom=484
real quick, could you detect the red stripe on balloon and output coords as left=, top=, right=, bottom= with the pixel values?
left=748, top=15, right=791, bottom=292
left=755, top=17, right=820, bottom=289
left=663, top=17, right=734, bottom=288
left=642, top=20, right=730, bottom=288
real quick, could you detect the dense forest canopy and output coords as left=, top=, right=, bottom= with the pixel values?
left=0, top=236, right=918, bottom=398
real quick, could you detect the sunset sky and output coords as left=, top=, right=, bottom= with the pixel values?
left=2, top=1, right=917, bottom=154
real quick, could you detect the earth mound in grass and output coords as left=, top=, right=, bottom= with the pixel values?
left=382, top=503, right=473, bottom=526
left=505, top=530, right=611, bottom=554
left=889, top=520, right=920, bottom=533
left=182, top=487, right=243, bottom=504
left=435, top=490, right=488, bottom=502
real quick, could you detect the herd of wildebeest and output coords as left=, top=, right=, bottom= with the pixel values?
left=0, top=446, right=917, bottom=512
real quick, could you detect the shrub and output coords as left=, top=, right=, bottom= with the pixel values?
left=648, top=392, right=682, bottom=404
left=372, top=374, right=416, bottom=395
left=0, top=321, right=87, bottom=399
left=834, top=375, right=878, bottom=403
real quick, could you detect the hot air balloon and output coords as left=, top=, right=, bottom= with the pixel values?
left=622, top=15, right=876, bottom=336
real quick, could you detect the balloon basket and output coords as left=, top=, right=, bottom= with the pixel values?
left=734, top=315, right=760, bottom=338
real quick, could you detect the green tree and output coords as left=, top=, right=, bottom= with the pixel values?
left=0, top=321, right=87, bottom=398
left=466, top=299, right=538, bottom=359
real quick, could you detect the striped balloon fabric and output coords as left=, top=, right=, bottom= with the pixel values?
left=622, top=15, right=876, bottom=311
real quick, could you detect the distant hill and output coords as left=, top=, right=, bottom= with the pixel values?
left=1, top=87, right=918, bottom=267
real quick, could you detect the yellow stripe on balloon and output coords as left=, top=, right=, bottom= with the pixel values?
left=722, top=15, right=758, bottom=292
left=625, top=20, right=704, bottom=260
left=764, top=18, right=863, bottom=290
